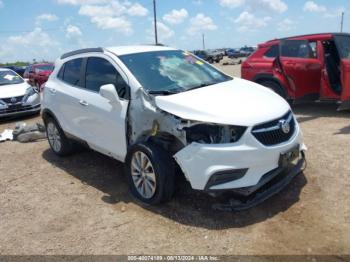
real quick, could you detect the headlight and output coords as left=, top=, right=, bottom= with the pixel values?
left=23, top=87, right=38, bottom=101
left=0, top=99, right=6, bottom=106
left=184, top=124, right=246, bottom=144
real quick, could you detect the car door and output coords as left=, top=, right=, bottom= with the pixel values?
left=334, top=35, right=350, bottom=110
left=49, top=58, right=87, bottom=137
left=76, top=55, right=129, bottom=161
left=279, top=40, right=322, bottom=99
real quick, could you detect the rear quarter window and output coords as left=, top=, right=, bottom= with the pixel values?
left=59, top=58, right=83, bottom=87
left=264, top=45, right=279, bottom=58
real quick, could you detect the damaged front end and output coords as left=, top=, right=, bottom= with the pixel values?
left=127, top=89, right=306, bottom=210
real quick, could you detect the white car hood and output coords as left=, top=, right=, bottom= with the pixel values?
left=0, top=82, right=30, bottom=99
left=155, top=78, right=290, bottom=126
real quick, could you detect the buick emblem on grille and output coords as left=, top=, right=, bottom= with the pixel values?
left=279, top=119, right=290, bottom=134
left=10, top=97, right=17, bottom=103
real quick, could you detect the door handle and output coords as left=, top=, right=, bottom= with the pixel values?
left=79, top=100, right=88, bottom=106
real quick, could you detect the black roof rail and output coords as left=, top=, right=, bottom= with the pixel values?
left=60, top=47, right=104, bottom=59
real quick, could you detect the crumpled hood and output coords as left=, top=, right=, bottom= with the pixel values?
left=0, top=82, right=31, bottom=99
left=155, top=78, right=291, bottom=126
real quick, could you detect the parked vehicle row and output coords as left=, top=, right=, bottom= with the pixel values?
left=192, top=50, right=223, bottom=63
left=41, top=46, right=306, bottom=209
left=241, top=33, right=350, bottom=110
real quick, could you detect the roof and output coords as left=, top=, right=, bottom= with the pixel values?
left=260, top=32, right=350, bottom=47
left=105, top=45, right=177, bottom=56
left=0, top=68, right=13, bottom=72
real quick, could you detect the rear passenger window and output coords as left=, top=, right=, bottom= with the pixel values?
left=85, top=57, right=128, bottom=98
left=62, top=58, right=83, bottom=87
left=281, top=40, right=316, bottom=59
left=264, top=45, right=279, bottom=58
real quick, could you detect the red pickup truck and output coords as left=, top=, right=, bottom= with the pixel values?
left=241, top=33, right=350, bottom=110
left=24, top=63, right=54, bottom=90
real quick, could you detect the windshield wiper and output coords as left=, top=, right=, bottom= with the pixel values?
left=187, top=82, right=218, bottom=91
left=148, top=89, right=180, bottom=95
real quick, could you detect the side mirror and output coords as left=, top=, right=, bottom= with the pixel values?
left=99, top=84, right=120, bottom=104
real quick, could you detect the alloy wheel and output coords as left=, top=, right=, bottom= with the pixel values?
left=130, top=151, right=157, bottom=199
left=47, top=122, right=62, bottom=153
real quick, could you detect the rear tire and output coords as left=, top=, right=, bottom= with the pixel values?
left=259, top=80, right=287, bottom=99
left=125, top=142, right=175, bottom=205
left=45, top=117, right=75, bottom=156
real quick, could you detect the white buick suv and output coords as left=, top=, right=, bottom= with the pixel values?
left=42, top=45, right=306, bottom=209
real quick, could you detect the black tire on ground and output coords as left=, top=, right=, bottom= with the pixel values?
left=208, top=58, right=214, bottom=64
left=44, top=117, right=75, bottom=156
left=259, top=80, right=287, bottom=99
left=125, top=142, right=175, bottom=205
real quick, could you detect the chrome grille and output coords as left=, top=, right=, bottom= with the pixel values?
left=252, top=111, right=295, bottom=146
left=1, top=95, right=25, bottom=104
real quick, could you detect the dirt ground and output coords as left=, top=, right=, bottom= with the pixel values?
left=0, top=60, right=350, bottom=255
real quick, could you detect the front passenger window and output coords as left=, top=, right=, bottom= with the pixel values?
left=85, top=57, right=128, bottom=98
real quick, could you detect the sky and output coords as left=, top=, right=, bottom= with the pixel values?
left=0, top=0, right=348, bottom=62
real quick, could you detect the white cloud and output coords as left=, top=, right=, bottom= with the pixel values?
left=8, top=27, right=58, bottom=47
left=218, top=0, right=245, bottom=8
left=79, top=4, right=115, bottom=17
left=78, top=1, right=148, bottom=35
left=277, top=18, right=296, bottom=32
left=218, top=0, right=287, bottom=12
left=234, top=11, right=271, bottom=32
left=149, top=22, right=174, bottom=43
left=303, top=1, right=327, bottom=12
left=0, top=0, right=4, bottom=8
left=2, top=27, right=60, bottom=62
left=163, top=9, right=189, bottom=25
left=187, top=13, right=217, bottom=35
left=36, top=13, right=58, bottom=23
left=91, top=16, right=133, bottom=35
left=127, top=3, right=148, bottom=16
left=66, top=25, right=82, bottom=39
left=56, top=0, right=108, bottom=5
left=250, top=0, right=287, bottom=13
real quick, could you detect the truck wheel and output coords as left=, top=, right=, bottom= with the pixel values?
left=259, top=80, right=287, bottom=99
left=45, top=117, right=75, bottom=156
left=125, top=142, right=175, bottom=205
left=208, top=58, right=214, bottom=64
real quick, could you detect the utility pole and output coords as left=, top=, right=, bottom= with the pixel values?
left=341, top=12, right=344, bottom=32
left=153, top=0, right=158, bottom=45
left=202, top=33, right=205, bottom=50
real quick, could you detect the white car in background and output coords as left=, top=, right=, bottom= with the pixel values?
left=41, top=45, right=306, bottom=210
left=0, top=68, right=40, bottom=118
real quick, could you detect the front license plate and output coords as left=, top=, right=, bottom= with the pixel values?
left=279, top=144, right=300, bottom=168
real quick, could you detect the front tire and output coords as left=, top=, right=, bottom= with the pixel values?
left=125, top=142, right=175, bottom=205
left=45, top=117, right=75, bottom=156
left=259, top=80, right=287, bottom=99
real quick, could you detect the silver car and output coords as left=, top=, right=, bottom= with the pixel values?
left=0, top=68, right=40, bottom=118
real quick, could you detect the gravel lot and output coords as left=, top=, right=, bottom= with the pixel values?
left=0, top=61, right=349, bottom=255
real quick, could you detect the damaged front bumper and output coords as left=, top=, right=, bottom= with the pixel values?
left=173, top=123, right=306, bottom=209
left=212, top=153, right=305, bottom=211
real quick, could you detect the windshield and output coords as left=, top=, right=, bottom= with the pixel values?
left=0, top=70, right=24, bottom=86
left=36, top=64, right=54, bottom=71
left=119, top=50, right=232, bottom=94
left=334, top=35, right=350, bottom=59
